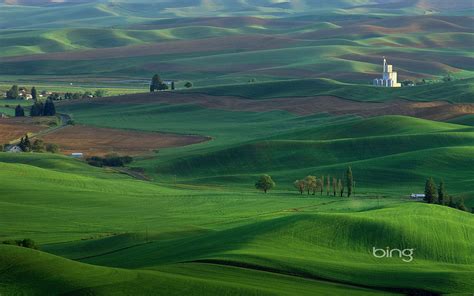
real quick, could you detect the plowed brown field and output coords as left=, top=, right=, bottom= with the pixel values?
left=40, top=125, right=208, bottom=157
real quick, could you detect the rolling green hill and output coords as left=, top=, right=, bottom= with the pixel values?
left=0, top=152, right=473, bottom=295
left=1, top=0, right=473, bottom=294
left=187, top=77, right=474, bottom=102
left=57, top=95, right=474, bottom=202
left=1, top=11, right=472, bottom=87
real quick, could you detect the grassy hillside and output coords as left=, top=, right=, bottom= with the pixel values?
left=0, top=153, right=473, bottom=294
left=1, top=1, right=473, bottom=294
left=1, top=13, right=472, bottom=87
left=187, top=77, right=474, bottom=103
left=57, top=95, right=474, bottom=203
left=0, top=245, right=398, bottom=295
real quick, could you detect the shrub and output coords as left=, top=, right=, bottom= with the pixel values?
left=86, top=155, right=133, bottom=167
left=32, top=139, right=45, bottom=152
left=45, top=143, right=59, bottom=153
left=2, top=238, right=38, bottom=249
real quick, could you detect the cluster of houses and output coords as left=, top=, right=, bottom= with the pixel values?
left=2, top=88, right=52, bottom=100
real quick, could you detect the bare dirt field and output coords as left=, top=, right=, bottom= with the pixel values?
left=40, top=125, right=208, bottom=157
left=62, top=92, right=474, bottom=121
left=0, top=117, right=52, bottom=145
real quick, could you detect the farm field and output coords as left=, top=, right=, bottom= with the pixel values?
left=1, top=0, right=473, bottom=295
left=39, top=125, right=208, bottom=157
left=0, top=116, right=53, bottom=144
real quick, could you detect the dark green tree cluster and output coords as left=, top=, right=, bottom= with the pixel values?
left=424, top=178, right=468, bottom=212
left=86, top=154, right=133, bottom=167
left=30, top=99, right=56, bottom=117
left=6, top=85, right=19, bottom=99
left=2, top=238, right=37, bottom=249
left=15, top=105, right=25, bottom=117
left=17, top=134, right=58, bottom=153
left=31, top=87, right=37, bottom=100
left=18, top=135, right=32, bottom=152
left=150, top=74, right=168, bottom=92
left=255, top=174, right=275, bottom=194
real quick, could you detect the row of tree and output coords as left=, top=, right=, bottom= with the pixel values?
left=293, top=167, right=354, bottom=197
left=30, top=100, right=56, bottom=117
left=14, top=100, right=56, bottom=117
left=255, top=167, right=355, bottom=196
left=424, top=178, right=467, bottom=212
left=18, top=135, right=59, bottom=153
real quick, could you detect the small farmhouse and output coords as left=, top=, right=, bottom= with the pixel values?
left=70, top=152, right=84, bottom=158
left=5, top=145, right=23, bottom=153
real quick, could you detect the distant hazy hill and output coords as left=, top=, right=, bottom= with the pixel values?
left=2, top=0, right=472, bottom=13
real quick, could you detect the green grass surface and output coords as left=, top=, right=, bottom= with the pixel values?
left=1, top=10, right=473, bottom=87
left=1, top=2, right=473, bottom=294
left=187, top=77, right=474, bottom=103
left=0, top=152, right=473, bottom=295
left=57, top=98, right=474, bottom=202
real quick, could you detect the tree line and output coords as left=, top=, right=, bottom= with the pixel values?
left=2, top=238, right=37, bottom=249
left=14, top=100, right=56, bottom=117
left=293, top=167, right=354, bottom=197
left=255, top=167, right=355, bottom=197
left=424, top=178, right=468, bottom=212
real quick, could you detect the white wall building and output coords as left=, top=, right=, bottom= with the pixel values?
left=373, top=57, right=401, bottom=87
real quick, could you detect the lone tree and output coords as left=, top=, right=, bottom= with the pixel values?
left=457, top=198, right=467, bottom=212
left=43, top=99, right=56, bottom=116
left=317, top=178, right=323, bottom=196
left=184, top=81, right=193, bottom=88
left=255, top=174, right=275, bottom=194
left=294, top=180, right=305, bottom=195
left=320, top=175, right=324, bottom=195
left=171, top=81, right=175, bottom=90
left=326, top=175, right=330, bottom=196
left=346, top=166, right=353, bottom=197
left=32, top=139, right=45, bottom=152
left=447, top=195, right=456, bottom=208
left=438, top=180, right=446, bottom=205
left=338, top=179, right=344, bottom=197
left=424, top=177, right=437, bottom=203
left=31, top=86, right=37, bottom=101
left=30, top=101, right=44, bottom=117
left=6, top=85, right=19, bottom=99
left=19, top=134, right=31, bottom=152
left=304, top=175, right=317, bottom=195
left=150, top=74, right=168, bottom=92
left=15, top=105, right=24, bottom=117
left=332, top=177, right=337, bottom=196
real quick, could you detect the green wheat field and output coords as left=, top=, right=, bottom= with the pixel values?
left=0, top=0, right=473, bottom=295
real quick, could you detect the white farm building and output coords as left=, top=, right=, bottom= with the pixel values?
left=373, top=57, right=401, bottom=87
